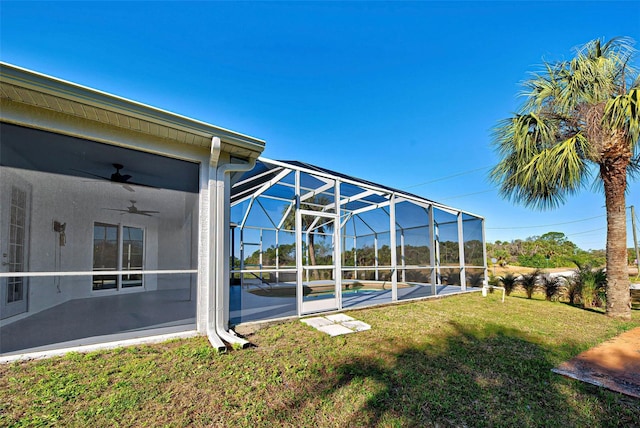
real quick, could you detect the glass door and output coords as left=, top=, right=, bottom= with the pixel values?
left=1, top=179, right=31, bottom=320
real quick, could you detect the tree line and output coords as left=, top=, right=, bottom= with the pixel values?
left=486, top=231, right=633, bottom=269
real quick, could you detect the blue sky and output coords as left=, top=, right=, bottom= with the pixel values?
left=2, top=1, right=639, bottom=250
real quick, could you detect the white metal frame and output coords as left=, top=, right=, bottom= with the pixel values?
left=229, top=158, right=488, bottom=323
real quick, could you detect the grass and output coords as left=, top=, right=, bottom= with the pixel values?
left=1, top=293, right=639, bottom=427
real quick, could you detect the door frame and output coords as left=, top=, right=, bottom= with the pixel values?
left=298, top=209, right=341, bottom=315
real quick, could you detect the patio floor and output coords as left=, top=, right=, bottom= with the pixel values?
left=1, top=288, right=196, bottom=356
left=230, top=282, right=478, bottom=324
left=2, top=282, right=479, bottom=356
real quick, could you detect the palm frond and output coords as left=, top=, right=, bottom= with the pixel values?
left=490, top=124, right=590, bottom=210
left=604, top=88, right=640, bottom=145
left=628, top=154, right=640, bottom=181
left=491, top=37, right=638, bottom=212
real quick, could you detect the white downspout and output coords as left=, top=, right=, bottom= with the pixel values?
left=206, top=138, right=227, bottom=351
left=211, top=137, right=257, bottom=348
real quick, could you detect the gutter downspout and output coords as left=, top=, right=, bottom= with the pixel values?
left=211, top=137, right=257, bottom=348
left=206, top=138, right=227, bottom=352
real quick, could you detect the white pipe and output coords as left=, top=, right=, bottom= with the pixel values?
left=482, top=285, right=505, bottom=303
left=211, top=137, right=258, bottom=348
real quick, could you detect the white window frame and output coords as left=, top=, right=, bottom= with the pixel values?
left=92, top=222, right=146, bottom=293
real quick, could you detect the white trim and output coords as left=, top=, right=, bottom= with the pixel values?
left=0, top=330, right=200, bottom=363
left=0, top=269, right=197, bottom=278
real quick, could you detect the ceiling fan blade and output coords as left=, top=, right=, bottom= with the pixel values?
left=71, top=168, right=108, bottom=180
left=73, top=167, right=138, bottom=192
left=104, top=200, right=159, bottom=216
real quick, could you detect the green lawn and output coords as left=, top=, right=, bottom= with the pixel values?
left=2, top=293, right=639, bottom=427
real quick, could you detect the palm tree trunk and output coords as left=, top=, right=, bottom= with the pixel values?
left=308, top=234, right=318, bottom=280
left=601, top=160, right=631, bottom=320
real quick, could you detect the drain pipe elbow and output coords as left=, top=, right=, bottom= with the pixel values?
left=207, top=329, right=227, bottom=352
left=214, top=151, right=258, bottom=349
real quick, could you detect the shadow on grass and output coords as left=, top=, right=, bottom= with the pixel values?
left=266, top=322, right=640, bottom=427
left=558, top=302, right=607, bottom=315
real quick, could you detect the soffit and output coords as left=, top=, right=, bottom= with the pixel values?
left=0, top=63, right=265, bottom=159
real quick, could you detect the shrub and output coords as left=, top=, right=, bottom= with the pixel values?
left=499, top=273, right=518, bottom=296
left=441, top=269, right=460, bottom=285
left=565, top=278, right=581, bottom=305
left=487, top=275, right=500, bottom=293
left=467, top=272, right=484, bottom=288
left=540, top=274, right=564, bottom=301
left=581, top=276, right=598, bottom=308
left=518, top=270, right=540, bottom=299
left=571, top=263, right=607, bottom=308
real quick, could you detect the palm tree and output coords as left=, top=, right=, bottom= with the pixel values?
left=281, top=196, right=334, bottom=279
left=499, top=273, right=518, bottom=296
left=518, top=270, right=540, bottom=299
left=491, top=37, right=639, bottom=320
left=539, top=273, right=564, bottom=302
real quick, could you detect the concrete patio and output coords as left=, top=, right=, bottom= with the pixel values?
left=230, top=282, right=479, bottom=324
left=1, top=288, right=196, bottom=356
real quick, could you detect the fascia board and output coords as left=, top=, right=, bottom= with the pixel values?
left=0, top=62, right=265, bottom=156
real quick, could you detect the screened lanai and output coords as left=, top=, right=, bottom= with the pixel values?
left=229, top=159, right=486, bottom=324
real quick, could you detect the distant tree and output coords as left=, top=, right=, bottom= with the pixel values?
left=491, top=38, right=639, bottom=320
left=488, top=232, right=604, bottom=268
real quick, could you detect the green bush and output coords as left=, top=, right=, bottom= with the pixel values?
left=518, top=270, right=540, bottom=299
left=441, top=269, right=460, bottom=285
left=467, top=272, right=484, bottom=287
left=581, top=277, right=598, bottom=308
left=540, top=274, right=564, bottom=302
left=499, top=273, right=518, bottom=296
left=565, top=278, right=581, bottom=305
left=571, top=263, right=607, bottom=308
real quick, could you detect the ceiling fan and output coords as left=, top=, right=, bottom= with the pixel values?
left=109, top=163, right=133, bottom=183
left=74, top=163, right=141, bottom=192
left=105, top=200, right=159, bottom=217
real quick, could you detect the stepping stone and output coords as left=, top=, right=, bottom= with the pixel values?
left=325, top=314, right=355, bottom=323
left=302, top=313, right=372, bottom=336
left=301, top=317, right=333, bottom=328
left=317, top=324, right=356, bottom=336
left=342, top=320, right=371, bottom=332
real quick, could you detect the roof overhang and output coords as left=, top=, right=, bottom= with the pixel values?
left=0, top=62, right=265, bottom=159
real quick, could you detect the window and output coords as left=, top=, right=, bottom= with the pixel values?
left=7, top=187, right=27, bottom=302
left=93, top=223, right=144, bottom=291
left=122, top=226, right=143, bottom=288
